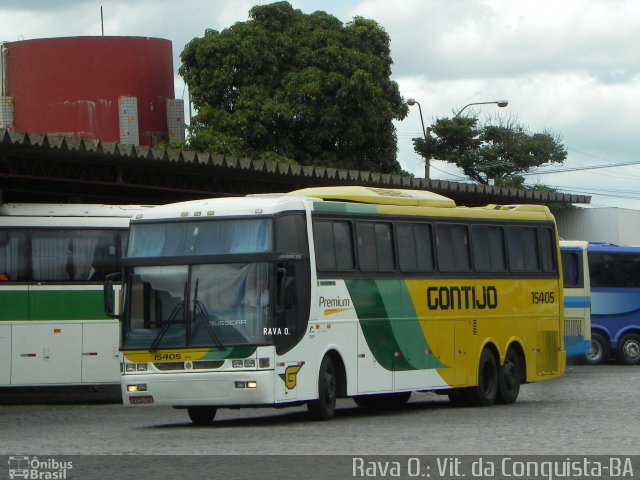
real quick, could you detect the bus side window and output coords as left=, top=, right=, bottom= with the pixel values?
left=313, top=219, right=354, bottom=272
left=507, top=227, right=539, bottom=272
left=0, top=230, right=28, bottom=281
left=436, top=224, right=471, bottom=272
left=561, top=252, right=580, bottom=287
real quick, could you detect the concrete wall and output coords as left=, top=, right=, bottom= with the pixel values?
left=555, top=207, right=640, bottom=245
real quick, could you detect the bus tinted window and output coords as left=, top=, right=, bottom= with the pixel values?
left=561, top=251, right=580, bottom=287
left=472, top=226, right=506, bottom=272
left=397, top=223, right=434, bottom=272
left=275, top=214, right=308, bottom=254
left=357, top=222, right=395, bottom=271
left=30, top=229, right=118, bottom=281
left=540, top=228, right=556, bottom=272
left=313, top=219, right=354, bottom=271
left=507, top=227, right=539, bottom=272
left=589, top=252, right=640, bottom=288
left=128, top=219, right=272, bottom=257
left=436, top=224, right=471, bottom=272
left=0, top=230, right=28, bottom=281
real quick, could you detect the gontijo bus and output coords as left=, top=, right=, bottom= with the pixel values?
left=108, top=186, right=565, bottom=424
left=0, top=203, right=147, bottom=387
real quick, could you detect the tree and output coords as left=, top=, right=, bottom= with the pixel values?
left=413, top=114, right=567, bottom=187
left=180, top=1, right=408, bottom=173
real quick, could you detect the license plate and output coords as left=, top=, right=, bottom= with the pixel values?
left=129, top=395, right=154, bottom=405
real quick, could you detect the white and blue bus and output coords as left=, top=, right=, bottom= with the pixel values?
left=585, top=242, right=640, bottom=365
left=559, top=240, right=591, bottom=361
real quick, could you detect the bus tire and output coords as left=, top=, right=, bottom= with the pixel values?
left=307, top=356, right=337, bottom=421
left=187, top=407, right=217, bottom=425
left=496, top=347, right=521, bottom=405
left=585, top=332, right=609, bottom=365
left=616, top=333, right=640, bottom=365
left=354, top=392, right=411, bottom=409
left=468, top=348, right=498, bottom=406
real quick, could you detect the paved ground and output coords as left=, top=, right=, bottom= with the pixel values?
left=1, top=364, right=638, bottom=457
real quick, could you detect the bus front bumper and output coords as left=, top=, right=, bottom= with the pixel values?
left=121, top=370, right=276, bottom=407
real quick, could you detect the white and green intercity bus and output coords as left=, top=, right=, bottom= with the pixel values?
left=109, top=186, right=566, bottom=424
left=0, top=203, right=147, bottom=387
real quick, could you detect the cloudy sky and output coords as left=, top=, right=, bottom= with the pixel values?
left=2, top=0, right=639, bottom=209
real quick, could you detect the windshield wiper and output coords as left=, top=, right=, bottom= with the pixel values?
left=192, top=279, right=225, bottom=349
left=150, top=282, right=187, bottom=353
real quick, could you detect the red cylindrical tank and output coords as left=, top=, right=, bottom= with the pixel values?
left=4, top=36, right=175, bottom=145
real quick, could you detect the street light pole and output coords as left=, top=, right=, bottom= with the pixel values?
left=406, top=98, right=429, bottom=179
left=407, top=98, right=509, bottom=180
left=454, top=100, right=508, bottom=118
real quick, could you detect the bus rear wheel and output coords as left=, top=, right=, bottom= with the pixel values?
left=585, top=332, right=609, bottom=365
left=187, top=407, right=217, bottom=425
left=448, top=349, right=498, bottom=407
left=307, top=356, right=337, bottom=421
left=616, top=333, right=640, bottom=365
left=469, top=348, right=498, bottom=406
left=496, top=348, right=521, bottom=404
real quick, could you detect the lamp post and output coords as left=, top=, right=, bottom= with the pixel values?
left=407, top=98, right=509, bottom=180
left=406, top=98, right=430, bottom=179
left=454, top=100, right=508, bottom=118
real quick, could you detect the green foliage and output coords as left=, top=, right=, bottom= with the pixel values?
left=413, top=114, right=567, bottom=186
left=180, top=1, right=408, bottom=173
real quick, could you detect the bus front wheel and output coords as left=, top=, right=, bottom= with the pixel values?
left=307, top=356, right=337, bottom=421
left=585, top=332, right=609, bottom=365
left=187, top=407, right=217, bottom=425
left=616, top=333, right=640, bottom=365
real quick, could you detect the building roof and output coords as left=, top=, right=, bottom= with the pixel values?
left=0, top=129, right=591, bottom=206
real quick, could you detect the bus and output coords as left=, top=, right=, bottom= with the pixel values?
left=559, top=240, right=591, bottom=361
left=0, top=203, right=147, bottom=387
left=585, top=242, right=640, bottom=365
left=108, top=186, right=565, bottom=424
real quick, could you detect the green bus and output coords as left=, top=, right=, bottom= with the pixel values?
left=0, top=203, right=146, bottom=386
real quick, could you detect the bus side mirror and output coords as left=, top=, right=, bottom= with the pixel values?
left=104, top=272, right=122, bottom=318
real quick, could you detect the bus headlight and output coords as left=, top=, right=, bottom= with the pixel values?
left=234, top=381, right=258, bottom=389
left=127, top=384, right=147, bottom=392
left=125, top=363, right=147, bottom=372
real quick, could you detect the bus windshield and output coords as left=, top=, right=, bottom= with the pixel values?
left=128, top=219, right=272, bottom=257
left=122, top=262, right=273, bottom=349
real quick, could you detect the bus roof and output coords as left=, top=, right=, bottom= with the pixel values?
left=289, top=186, right=457, bottom=208
left=0, top=203, right=150, bottom=217
left=588, top=242, right=640, bottom=253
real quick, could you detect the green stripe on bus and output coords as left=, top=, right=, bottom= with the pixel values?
left=30, top=290, right=109, bottom=321
left=394, top=282, right=445, bottom=369
left=0, top=290, right=29, bottom=320
left=346, top=279, right=445, bottom=371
